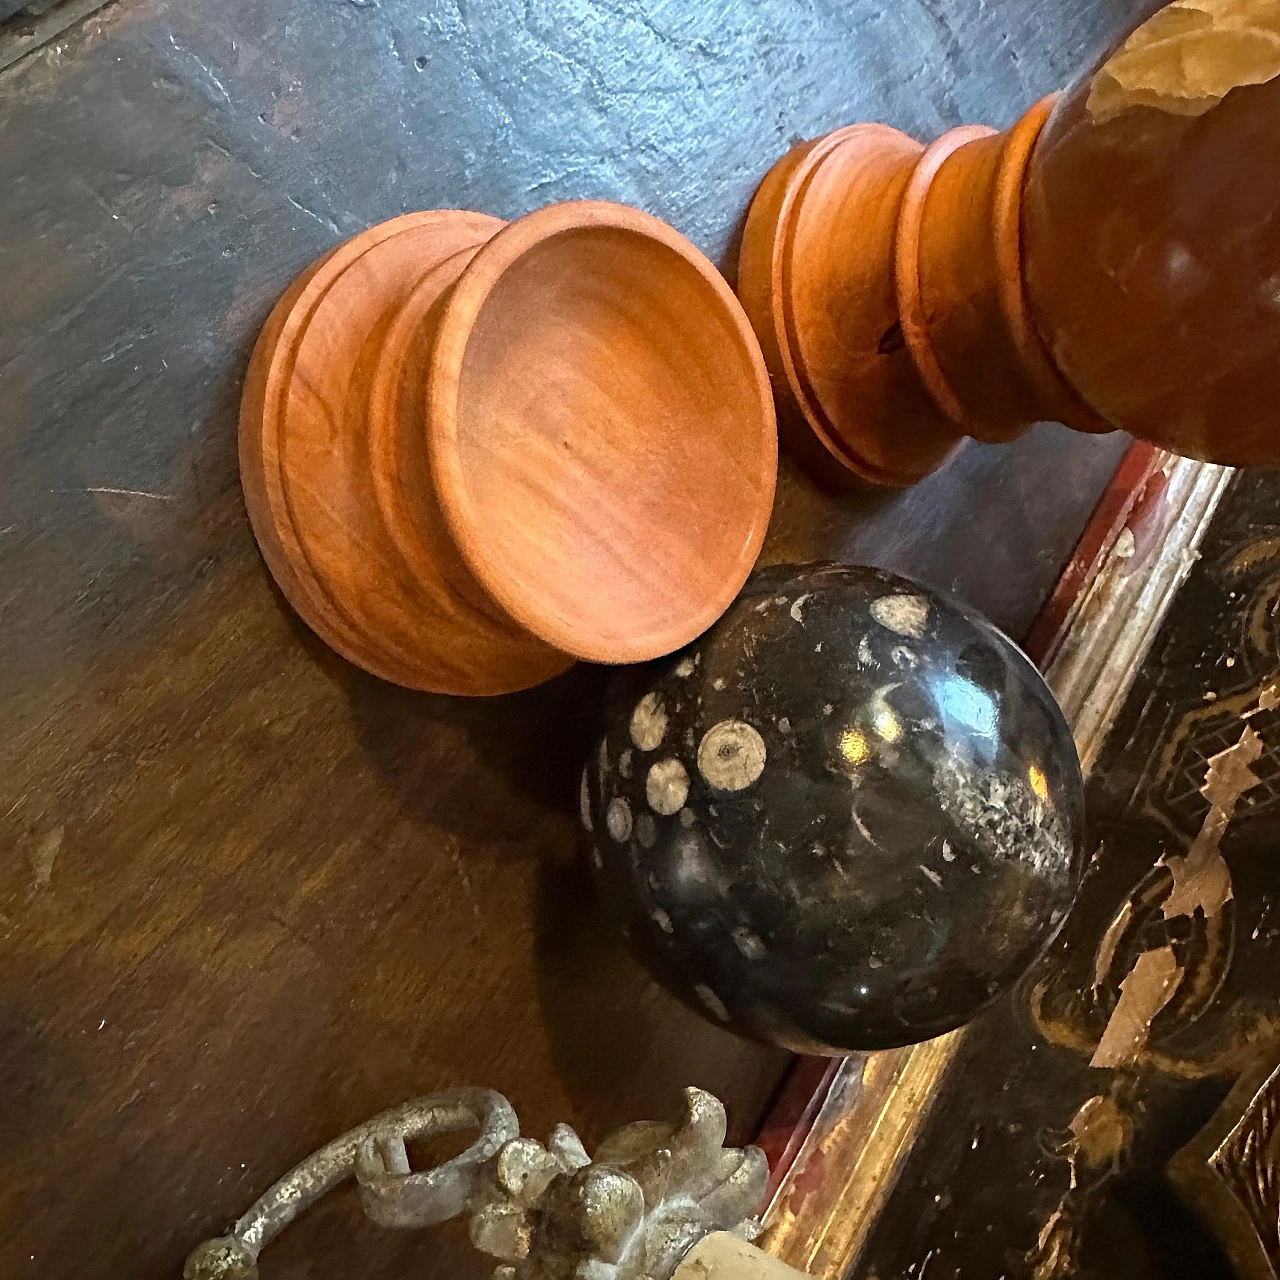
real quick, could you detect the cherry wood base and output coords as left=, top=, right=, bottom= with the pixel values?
left=241, top=203, right=777, bottom=692
left=240, top=209, right=573, bottom=695
left=738, top=96, right=1113, bottom=489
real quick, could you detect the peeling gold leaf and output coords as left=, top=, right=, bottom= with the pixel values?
left=1244, top=684, right=1280, bottom=718
left=1069, top=1095, right=1133, bottom=1170
left=1160, top=846, right=1235, bottom=919
left=1091, top=945, right=1185, bottom=1069
left=1159, top=726, right=1262, bottom=919
left=1200, top=726, right=1264, bottom=809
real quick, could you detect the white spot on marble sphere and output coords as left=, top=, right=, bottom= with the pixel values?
left=629, top=692, right=668, bottom=751
left=606, top=797, right=633, bottom=842
left=697, top=720, right=767, bottom=792
left=870, top=593, right=930, bottom=639
left=652, top=907, right=674, bottom=934
left=646, top=758, right=690, bottom=815
left=694, top=983, right=730, bottom=1022
left=579, top=768, right=592, bottom=832
left=635, top=812, right=657, bottom=848
left=732, top=926, right=767, bottom=960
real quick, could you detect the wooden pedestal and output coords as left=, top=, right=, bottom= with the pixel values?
left=242, top=202, right=777, bottom=692
left=741, top=0, right=1280, bottom=485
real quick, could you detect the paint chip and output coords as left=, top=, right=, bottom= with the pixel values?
left=579, top=770, right=593, bottom=832
left=732, top=926, right=767, bottom=960
left=695, top=983, right=730, bottom=1022
left=29, top=825, right=63, bottom=889
left=790, top=593, right=812, bottom=622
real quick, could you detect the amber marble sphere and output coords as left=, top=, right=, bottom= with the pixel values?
left=581, top=564, right=1085, bottom=1054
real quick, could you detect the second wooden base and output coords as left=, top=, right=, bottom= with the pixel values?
left=241, top=209, right=575, bottom=695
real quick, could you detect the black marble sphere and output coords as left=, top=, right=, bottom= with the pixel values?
left=581, top=563, right=1085, bottom=1054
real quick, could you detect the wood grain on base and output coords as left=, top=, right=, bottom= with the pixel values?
left=242, top=202, right=777, bottom=690
left=429, top=201, right=778, bottom=665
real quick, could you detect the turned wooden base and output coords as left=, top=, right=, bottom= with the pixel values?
left=241, top=209, right=566, bottom=694
left=742, top=0, right=1280, bottom=485
left=738, top=95, right=1112, bottom=489
left=242, top=202, right=777, bottom=693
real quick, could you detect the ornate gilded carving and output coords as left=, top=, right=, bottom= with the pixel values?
left=1026, top=1093, right=1134, bottom=1280
left=1209, top=1060, right=1280, bottom=1278
left=1030, top=725, right=1274, bottom=1077
left=1170, top=1046, right=1280, bottom=1280
left=185, top=1086, right=769, bottom=1280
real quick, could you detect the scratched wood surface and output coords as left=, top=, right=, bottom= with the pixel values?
left=0, top=0, right=1139, bottom=1276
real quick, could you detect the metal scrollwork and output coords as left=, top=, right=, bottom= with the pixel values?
left=184, top=1086, right=768, bottom=1280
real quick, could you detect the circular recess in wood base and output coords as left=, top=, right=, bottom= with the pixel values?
left=240, top=210, right=572, bottom=694
left=428, top=201, right=778, bottom=666
left=738, top=126, right=966, bottom=489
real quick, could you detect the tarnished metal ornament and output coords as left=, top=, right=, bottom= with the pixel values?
left=185, top=1087, right=769, bottom=1280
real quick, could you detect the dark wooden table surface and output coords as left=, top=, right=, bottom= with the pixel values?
left=0, top=1, right=1141, bottom=1275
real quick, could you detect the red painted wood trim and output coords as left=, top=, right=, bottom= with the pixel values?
left=1022, top=440, right=1164, bottom=664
